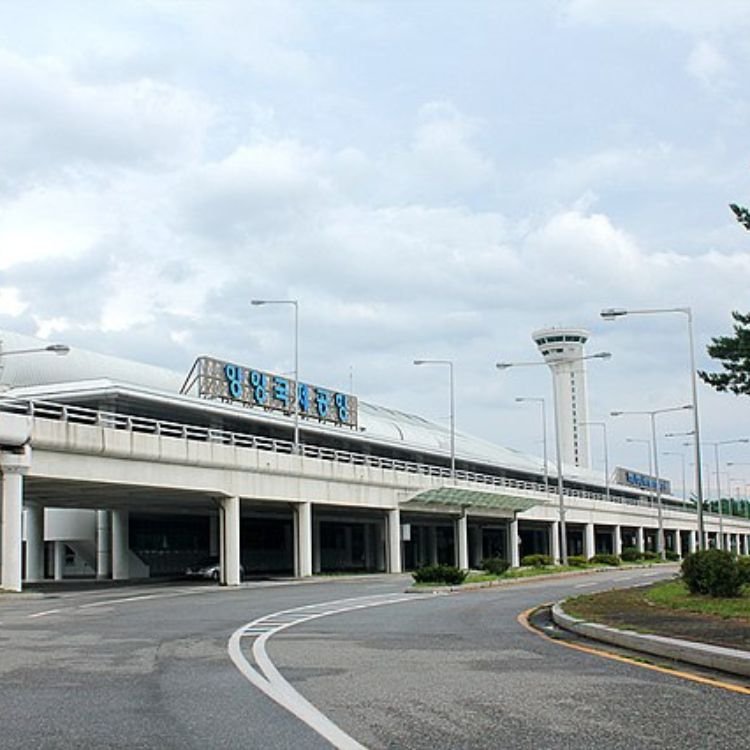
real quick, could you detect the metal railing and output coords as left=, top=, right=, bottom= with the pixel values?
left=0, top=396, right=690, bottom=512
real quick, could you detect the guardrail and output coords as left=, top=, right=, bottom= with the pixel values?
left=0, top=396, right=693, bottom=513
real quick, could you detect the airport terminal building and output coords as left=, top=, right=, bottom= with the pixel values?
left=1, top=329, right=748, bottom=591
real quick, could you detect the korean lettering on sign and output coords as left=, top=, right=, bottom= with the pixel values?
left=221, top=360, right=356, bottom=427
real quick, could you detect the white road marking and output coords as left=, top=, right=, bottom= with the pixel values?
left=574, top=582, right=598, bottom=589
left=27, top=609, right=61, bottom=618
left=228, top=593, right=436, bottom=750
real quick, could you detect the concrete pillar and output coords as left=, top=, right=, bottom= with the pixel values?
left=54, top=541, right=66, bottom=581
left=364, top=523, right=373, bottom=570
left=208, top=513, right=219, bottom=557
left=387, top=509, right=402, bottom=573
left=470, top=526, right=483, bottom=568
left=636, top=527, right=645, bottom=554
left=295, top=502, right=312, bottom=577
left=584, top=523, right=595, bottom=559
left=550, top=521, right=560, bottom=564
left=736, top=534, right=742, bottom=555
left=344, top=526, right=353, bottom=567
left=111, top=509, right=130, bottom=581
left=613, top=525, right=622, bottom=557
left=456, top=513, right=468, bottom=570
left=96, top=509, right=111, bottom=580
left=428, top=526, right=438, bottom=565
left=24, top=504, right=44, bottom=582
left=221, top=496, right=241, bottom=586
left=1, top=468, right=24, bottom=592
left=509, top=519, right=520, bottom=567
left=688, top=530, right=697, bottom=554
left=313, top=518, right=322, bottom=573
left=674, top=529, right=683, bottom=558
left=374, top=519, right=385, bottom=572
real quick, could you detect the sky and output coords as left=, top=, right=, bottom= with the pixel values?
left=1, top=0, right=750, bottom=495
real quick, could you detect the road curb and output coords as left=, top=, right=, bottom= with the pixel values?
left=551, top=601, right=750, bottom=678
left=405, top=563, right=678, bottom=594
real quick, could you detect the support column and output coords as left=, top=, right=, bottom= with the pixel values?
left=455, top=513, right=468, bottom=570
left=374, top=520, right=385, bottom=572
left=613, top=525, right=622, bottom=557
left=208, top=513, right=219, bottom=557
left=364, top=523, right=373, bottom=571
left=295, top=502, right=312, bottom=578
left=111, top=509, right=130, bottom=581
left=313, top=518, right=322, bottom=573
left=428, top=526, right=438, bottom=565
left=24, top=504, right=44, bottom=582
left=1, top=468, right=24, bottom=592
left=509, top=519, right=520, bottom=567
left=550, top=521, right=560, bottom=564
left=735, top=534, right=742, bottom=555
left=470, top=526, right=483, bottom=568
left=688, top=530, right=697, bottom=554
left=220, top=496, right=241, bottom=586
left=636, top=527, right=645, bottom=554
left=54, top=541, right=66, bottom=581
left=584, top=523, right=595, bottom=559
left=674, top=529, right=683, bottom=559
left=387, top=509, right=402, bottom=573
left=96, top=509, right=111, bottom=580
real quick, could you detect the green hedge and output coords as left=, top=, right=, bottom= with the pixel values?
left=567, top=555, right=588, bottom=567
left=481, top=557, right=510, bottom=575
left=520, top=554, right=553, bottom=567
left=589, top=553, right=621, bottom=567
left=412, top=565, right=468, bottom=585
left=665, top=550, right=680, bottom=562
left=621, top=547, right=642, bottom=562
left=642, top=551, right=659, bottom=561
left=681, top=549, right=743, bottom=598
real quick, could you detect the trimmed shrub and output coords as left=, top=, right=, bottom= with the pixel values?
left=589, top=553, right=621, bottom=567
left=567, top=555, right=588, bottom=567
left=481, top=557, right=510, bottom=575
left=412, top=565, right=468, bottom=586
left=642, top=551, right=659, bottom=561
left=665, top=550, right=680, bottom=562
left=681, top=549, right=743, bottom=598
left=621, top=547, right=642, bottom=563
left=738, top=556, right=750, bottom=586
left=520, top=554, right=553, bottom=567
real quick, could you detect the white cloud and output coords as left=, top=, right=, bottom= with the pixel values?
left=686, top=40, right=732, bottom=89
left=0, top=288, right=27, bottom=317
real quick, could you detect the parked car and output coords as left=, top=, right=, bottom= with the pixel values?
left=185, top=557, right=244, bottom=582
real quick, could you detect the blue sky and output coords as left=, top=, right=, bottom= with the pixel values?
left=1, top=0, right=749, bottom=492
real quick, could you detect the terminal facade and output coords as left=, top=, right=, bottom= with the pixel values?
left=1, top=329, right=749, bottom=591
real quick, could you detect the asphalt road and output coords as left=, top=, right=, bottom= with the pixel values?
left=0, top=567, right=747, bottom=749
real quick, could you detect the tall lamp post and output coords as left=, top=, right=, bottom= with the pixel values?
left=414, top=359, right=455, bottom=481
left=516, top=397, right=548, bottom=495
left=663, top=450, right=687, bottom=503
left=251, top=299, right=300, bottom=453
left=611, top=405, right=693, bottom=559
left=497, top=351, right=611, bottom=565
left=601, top=306, right=705, bottom=548
left=581, top=420, right=610, bottom=503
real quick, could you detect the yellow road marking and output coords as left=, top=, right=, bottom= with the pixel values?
left=517, top=606, right=750, bottom=696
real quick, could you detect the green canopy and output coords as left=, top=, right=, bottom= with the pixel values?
left=403, top=487, right=539, bottom=513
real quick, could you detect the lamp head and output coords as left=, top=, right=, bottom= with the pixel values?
left=46, top=344, right=70, bottom=355
left=600, top=308, right=627, bottom=320
left=496, top=362, right=513, bottom=370
left=250, top=300, right=266, bottom=306
left=592, top=351, right=612, bottom=360
left=610, top=410, right=623, bottom=417
left=413, top=359, right=425, bottom=366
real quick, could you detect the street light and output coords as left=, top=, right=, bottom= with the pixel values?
left=515, top=397, right=548, bottom=495
left=581, top=420, right=610, bottom=503
left=497, top=351, right=611, bottom=565
left=251, top=299, right=300, bottom=453
left=413, top=359, right=455, bottom=481
left=0, top=344, right=70, bottom=357
left=611, top=404, right=693, bottom=559
left=662, top=450, right=687, bottom=503
left=626, top=437, right=653, bottom=505
left=601, top=306, right=705, bottom=548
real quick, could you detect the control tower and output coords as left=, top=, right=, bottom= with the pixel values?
left=532, top=327, right=591, bottom=469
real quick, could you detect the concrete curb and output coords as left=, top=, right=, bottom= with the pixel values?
left=405, top=562, right=679, bottom=594
left=552, top=601, right=750, bottom=678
